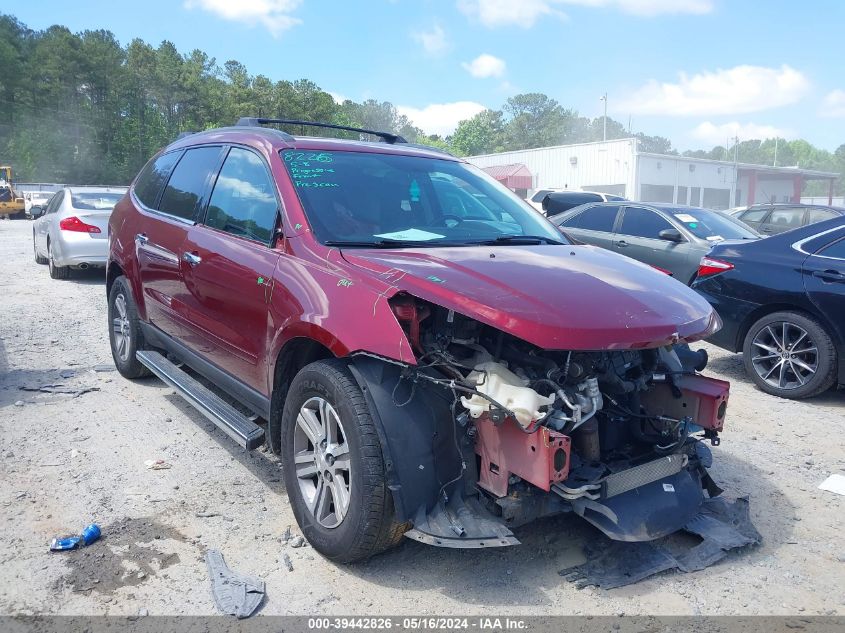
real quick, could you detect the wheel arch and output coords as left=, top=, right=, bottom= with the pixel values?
left=267, top=336, right=334, bottom=454
left=737, top=302, right=841, bottom=353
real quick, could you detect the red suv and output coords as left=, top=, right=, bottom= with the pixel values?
left=108, top=119, right=728, bottom=562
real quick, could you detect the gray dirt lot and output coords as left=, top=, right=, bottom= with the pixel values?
left=0, top=218, right=843, bottom=616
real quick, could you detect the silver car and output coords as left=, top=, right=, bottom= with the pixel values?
left=32, top=186, right=127, bottom=279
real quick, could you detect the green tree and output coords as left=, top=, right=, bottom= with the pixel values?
left=502, top=93, right=576, bottom=150
left=450, top=109, right=505, bottom=156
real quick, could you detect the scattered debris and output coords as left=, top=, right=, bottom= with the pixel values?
left=289, top=535, right=306, bottom=548
left=281, top=526, right=291, bottom=542
left=14, top=400, right=24, bottom=407
left=93, top=365, right=116, bottom=372
left=19, top=384, right=100, bottom=397
left=195, top=511, right=220, bottom=518
left=818, top=474, right=845, bottom=496
left=206, top=549, right=265, bottom=618
left=50, top=523, right=101, bottom=552
left=282, top=553, right=294, bottom=572
left=144, top=459, right=172, bottom=470
left=560, top=497, right=761, bottom=589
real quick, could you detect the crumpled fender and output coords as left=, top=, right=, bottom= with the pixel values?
left=346, top=355, right=457, bottom=522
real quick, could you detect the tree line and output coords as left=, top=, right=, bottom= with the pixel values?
left=0, top=13, right=842, bottom=194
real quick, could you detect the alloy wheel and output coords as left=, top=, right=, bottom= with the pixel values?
left=750, top=321, right=818, bottom=390
left=112, top=293, right=131, bottom=362
left=293, top=396, right=352, bottom=528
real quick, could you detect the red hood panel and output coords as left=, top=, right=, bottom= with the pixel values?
left=341, top=244, right=718, bottom=350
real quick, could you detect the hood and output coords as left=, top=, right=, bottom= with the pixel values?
left=341, top=244, right=719, bottom=350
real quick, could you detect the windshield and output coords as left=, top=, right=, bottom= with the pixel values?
left=71, top=192, right=124, bottom=211
left=282, top=150, right=565, bottom=246
left=671, top=207, right=758, bottom=241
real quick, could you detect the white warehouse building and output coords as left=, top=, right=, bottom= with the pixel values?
left=467, top=138, right=839, bottom=210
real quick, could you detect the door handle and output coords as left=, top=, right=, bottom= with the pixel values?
left=182, top=251, right=202, bottom=267
left=812, top=269, right=845, bottom=282
left=616, top=240, right=628, bottom=248
left=135, top=233, right=148, bottom=245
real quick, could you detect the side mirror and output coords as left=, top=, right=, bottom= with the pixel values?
left=31, top=205, right=45, bottom=218
left=658, top=228, right=684, bottom=243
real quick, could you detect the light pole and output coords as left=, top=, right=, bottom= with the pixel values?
left=600, top=93, right=607, bottom=141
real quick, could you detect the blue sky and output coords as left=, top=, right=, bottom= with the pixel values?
left=9, top=0, right=845, bottom=151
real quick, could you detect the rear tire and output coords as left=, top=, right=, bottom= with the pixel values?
left=33, top=234, right=47, bottom=264
left=281, top=359, right=407, bottom=562
left=742, top=311, right=836, bottom=399
left=108, top=276, right=151, bottom=379
left=47, top=241, right=70, bottom=279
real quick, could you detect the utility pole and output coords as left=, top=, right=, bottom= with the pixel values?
left=773, top=137, right=778, bottom=167
left=600, top=93, right=607, bottom=141
left=731, top=135, right=739, bottom=207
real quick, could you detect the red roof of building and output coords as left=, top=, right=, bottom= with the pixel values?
left=481, top=163, right=533, bottom=190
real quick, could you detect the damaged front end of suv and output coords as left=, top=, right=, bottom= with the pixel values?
left=347, top=285, right=729, bottom=550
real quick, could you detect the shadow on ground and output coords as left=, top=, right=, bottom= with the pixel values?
left=707, top=351, right=845, bottom=409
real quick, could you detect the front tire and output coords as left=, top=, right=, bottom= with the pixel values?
left=47, top=241, right=70, bottom=279
left=742, top=311, right=836, bottom=399
left=281, top=359, right=407, bottom=562
left=108, top=276, right=151, bottom=379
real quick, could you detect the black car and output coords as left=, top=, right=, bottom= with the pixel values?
left=728, top=203, right=844, bottom=236
left=532, top=190, right=626, bottom=216
left=692, top=217, right=845, bottom=399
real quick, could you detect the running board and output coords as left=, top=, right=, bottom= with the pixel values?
left=136, top=350, right=265, bottom=450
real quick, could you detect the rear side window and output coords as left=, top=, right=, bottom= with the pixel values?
left=46, top=191, right=64, bottom=214
left=619, top=207, right=673, bottom=239
left=739, top=209, right=768, bottom=222
left=817, top=237, right=845, bottom=259
left=806, top=208, right=838, bottom=224
left=158, top=146, right=223, bottom=221
left=205, top=148, right=278, bottom=244
left=134, top=151, right=181, bottom=209
left=567, top=205, right=620, bottom=232
left=764, top=208, right=803, bottom=230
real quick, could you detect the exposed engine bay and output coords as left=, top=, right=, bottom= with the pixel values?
left=354, top=294, right=732, bottom=547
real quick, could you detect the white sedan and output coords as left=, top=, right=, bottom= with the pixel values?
left=32, top=186, right=127, bottom=279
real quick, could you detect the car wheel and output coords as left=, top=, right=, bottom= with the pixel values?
left=33, top=234, right=47, bottom=264
left=281, top=359, right=407, bottom=562
left=47, top=241, right=70, bottom=279
left=742, top=311, right=837, bottom=399
left=108, top=276, right=151, bottom=379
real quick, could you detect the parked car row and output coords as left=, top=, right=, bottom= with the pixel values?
left=548, top=201, right=759, bottom=284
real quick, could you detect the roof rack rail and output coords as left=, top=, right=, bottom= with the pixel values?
left=235, top=117, right=407, bottom=144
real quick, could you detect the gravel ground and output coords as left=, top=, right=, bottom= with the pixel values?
left=1, top=217, right=843, bottom=617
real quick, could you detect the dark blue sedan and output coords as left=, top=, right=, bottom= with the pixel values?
left=692, top=217, right=845, bottom=399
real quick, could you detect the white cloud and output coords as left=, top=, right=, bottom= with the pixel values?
left=184, top=0, right=302, bottom=36
left=618, top=65, right=809, bottom=117
left=457, top=0, right=711, bottom=28
left=462, top=54, right=506, bottom=78
left=327, top=92, right=348, bottom=105
left=457, top=0, right=565, bottom=27
left=412, top=23, right=450, bottom=56
left=397, top=101, right=487, bottom=137
left=590, top=0, right=713, bottom=16
left=691, top=121, right=794, bottom=146
left=821, top=89, right=845, bottom=118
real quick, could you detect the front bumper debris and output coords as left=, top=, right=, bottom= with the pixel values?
left=559, top=496, right=761, bottom=589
